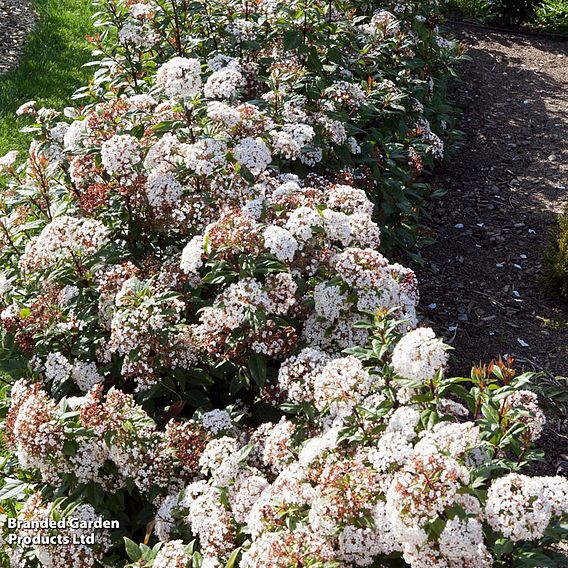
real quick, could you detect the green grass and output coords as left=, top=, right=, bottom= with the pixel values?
left=0, top=0, right=94, bottom=155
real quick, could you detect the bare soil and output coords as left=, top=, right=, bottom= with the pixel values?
left=0, top=0, right=35, bottom=75
left=417, top=24, right=568, bottom=378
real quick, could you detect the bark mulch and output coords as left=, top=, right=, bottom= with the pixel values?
left=415, top=24, right=568, bottom=474
left=418, top=24, right=568, bottom=376
left=0, top=0, right=35, bottom=75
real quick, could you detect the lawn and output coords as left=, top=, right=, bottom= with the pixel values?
left=0, top=0, right=94, bottom=155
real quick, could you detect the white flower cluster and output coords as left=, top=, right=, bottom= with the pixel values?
left=181, top=138, right=227, bottom=175
left=486, top=474, right=568, bottom=541
left=204, top=63, right=245, bottom=99
left=145, top=172, right=184, bottom=216
left=313, top=355, right=375, bottom=417
left=391, top=327, right=448, bottom=383
left=262, top=225, right=298, bottom=262
left=154, top=540, right=193, bottom=568
left=72, top=361, right=105, bottom=392
left=100, top=134, right=142, bottom=176
left=19, top=215, right=109, bottom=273
left=500, top=389, right=546, bottom=441
left=271, top=123, right=316, bottom=161
left=118, top=19, right=158, bottom=49
left=233, top=137, right=272, bottom=174
left=202, top=409, right=233, bottom=434
left=156, top=57, right=202, bottom=99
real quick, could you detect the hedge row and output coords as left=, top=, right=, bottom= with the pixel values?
left=0, top=1, right=566, bottom=567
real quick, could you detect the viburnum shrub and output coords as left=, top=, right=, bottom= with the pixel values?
left=2, top=314, right=568, bottom=567
left=80, top=0, right=463, bottom=253
left=0, top=0, right=566, bottom=567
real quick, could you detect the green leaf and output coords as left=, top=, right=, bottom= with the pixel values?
left=192, top=550, right=203, bottom=568
left=283, top=30, right=302, bottom=50
left=493, top=537, right=514, bottom=558
left=0, top=478, right=33, bottom=501
left=62, top=440, right=79, bottom=456
left=130, top=123, right=145, bottom=140
left=236, top=444, right=254, bottom=464
left=225, top=547, right=241, bottom=568
left=518, top=551, right=559, bottom=567
left=248, top=353, right=267, bottom=388
left=481, top=401, right=500, bottom=423
left=124, top=537, right=142, bottom=562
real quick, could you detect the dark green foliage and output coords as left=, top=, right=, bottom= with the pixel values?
left=536, top=0, right=568, bottom=33
left=487, top=0, right=542, bottom=26
left=544, top=204, right=568, bottom=299
left=445, top=0, right=568, bottom=32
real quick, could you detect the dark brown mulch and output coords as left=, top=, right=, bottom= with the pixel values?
left=0, top=0, right=35, bottom=75
left=417, top=24, right=568, bottom=376
left=414, top=24, right=568, bottom=474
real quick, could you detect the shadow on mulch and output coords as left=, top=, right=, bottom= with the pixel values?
left=414, top=25, right=568, bottom=473
left=417, top=25, right=568, bottom=374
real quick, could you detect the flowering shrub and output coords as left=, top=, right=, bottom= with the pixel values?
left=82, top=0, right=463, bottom=252
left=0, top=0, right=566, bottom=567
left=2, top=316, right=568, bottom=567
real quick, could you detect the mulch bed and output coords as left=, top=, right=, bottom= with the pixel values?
left=417, top=24, right=568, bottom=376
left=414, top=24, right=568, bottom=474
left=0, top=0, right=35, bottom=75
